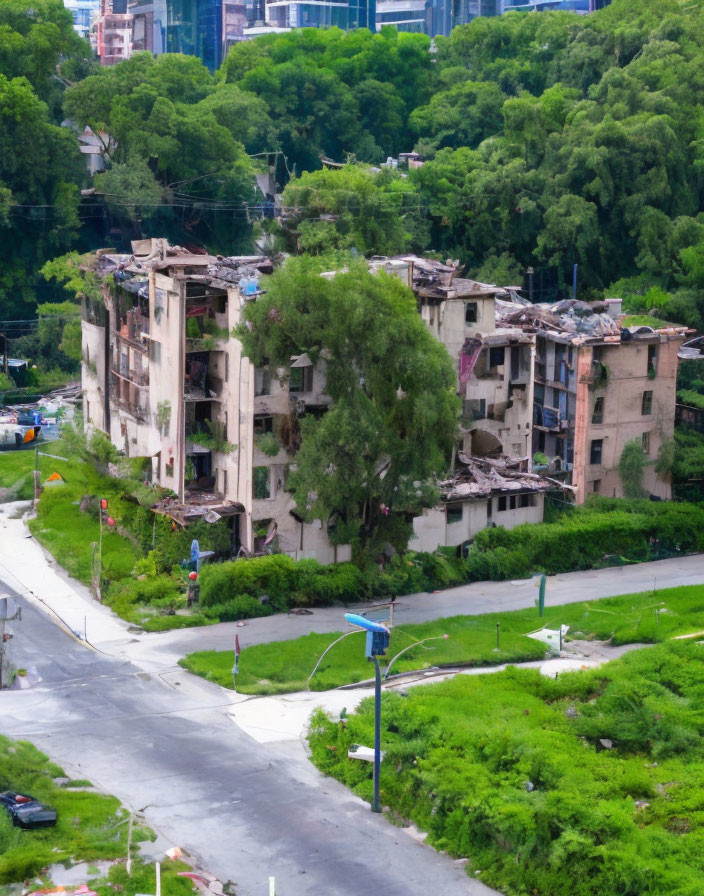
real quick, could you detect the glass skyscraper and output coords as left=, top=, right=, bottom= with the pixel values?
left=266, top=0, right=375, bottom=31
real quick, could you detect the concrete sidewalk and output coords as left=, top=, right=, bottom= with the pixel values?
left=0, top=502, right=134, bottom=650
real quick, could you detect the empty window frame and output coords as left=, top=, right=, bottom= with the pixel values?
left=446, top=504, right=463, bottom=524
left=648, top=344, right=658, bottom=376
left=642, top=431, right=650, bottom=454
left=590, top=439, right=603, bottom=465
left=642, top=390, right=653, bottom=415
left=253, top=466, right=270, bottom=499
left=497, top=496, right=507, bottom=511
left=254, top=415, right=273, bottom=435
left=488, top=346, right=505, bottom=368
left=289, top=365, right=313, bottom=393
left=254, top=367, right=271, bottom=396
left=465, top=302, right=478, bottom=325
left=592, top=396, right=604, bottom=424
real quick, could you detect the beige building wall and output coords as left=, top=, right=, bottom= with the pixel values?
left=411, top=493, right=544, bottom=552
left=420, top=293, right=497, bottom=362
left=251, top=356, right=347, bottom=563
left=81, top=320, right=106, bottom=431
left=463, top=340, right=535, bottom=459
left=577, top=338, right=681, bottom=502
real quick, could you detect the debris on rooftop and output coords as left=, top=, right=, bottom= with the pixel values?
left=152, top=491, right=245, bottom=526
left=91, top=240, right=274, bottom=291
left=440, top=452, right=553, bottom=500
left=496, top=297, right=690, bottom=344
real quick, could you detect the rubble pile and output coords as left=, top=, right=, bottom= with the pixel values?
left=441, top=452, right=553, bottom=500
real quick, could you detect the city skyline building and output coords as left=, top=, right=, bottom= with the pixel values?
left=63, top=0, right=101, bottom=39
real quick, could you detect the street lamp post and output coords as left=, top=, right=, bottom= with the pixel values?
left=344, top=613, right=390, bottom=814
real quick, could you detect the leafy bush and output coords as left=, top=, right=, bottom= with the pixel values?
left=465, top=499, right=704, bottom=581
left=199, top=554, right=366, bottom=612
left=203, top=594, right=269, bottom=621
left=89, top=429, right=119, bottom=465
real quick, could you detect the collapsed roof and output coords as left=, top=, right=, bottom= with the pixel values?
left=496, top=297, right=690, bottom=345
left=440, top=452, right=554, bottom=501
left=91, top=239, right=273, bottom=290
left=369, top=255, right=507, bottom=302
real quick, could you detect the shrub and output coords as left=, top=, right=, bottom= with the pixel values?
left=464, top=500, right=704, bottom=581
left=199, top=554, right=366, bottom=612
left=89, top=430, right=119, bottom=465
left=203, top=594, right=269, bottom=621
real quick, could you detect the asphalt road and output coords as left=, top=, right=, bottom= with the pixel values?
left=0, top=575, right=497, bottom=896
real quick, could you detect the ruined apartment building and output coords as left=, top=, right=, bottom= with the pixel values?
left=81, top=240, right=350, bottom=563
left=498, top=298, right=690, bottom=502
left=370, top=256, right=536, bottom=461
left=367, top=256, right=545, bottom=551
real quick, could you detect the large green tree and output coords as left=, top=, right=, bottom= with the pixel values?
left=280, top=164, right=427, bottom=255
left=237, top=258, right=459, bottom=550
left=0, top=0, right=88, bottom=319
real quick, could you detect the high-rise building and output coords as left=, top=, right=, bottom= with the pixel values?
left=129, top=0, right=251, bottom=69
left=265, top=0, right=375, bottom=31
left=376, top=0, right=610, bottom=40
left=374, top=0, right=497, bottom=39
left=95, top=0, right=133, bottom=65
left=63, top=0, right=101, bottom=39
left=501, top=0, right=610, bottom=11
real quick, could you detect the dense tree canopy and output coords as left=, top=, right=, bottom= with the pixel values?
left=0, top=0, right=88, bottom=318
left=279, top=164, right=427, bottom=255
left=7, top=0, right=704, bottom=333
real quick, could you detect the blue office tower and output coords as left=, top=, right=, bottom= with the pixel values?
left=501, top=0, right=610, bottom=11
left=266, top=0, right=375, bottom=30
left=133, top=0, right=247, bottom=70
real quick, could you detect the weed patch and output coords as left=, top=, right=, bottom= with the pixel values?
left=309, top=640, right=704, bottom=895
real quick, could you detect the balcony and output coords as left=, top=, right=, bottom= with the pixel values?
left=111, top=365, right=149, bottom=388
left=533, top=404, right=568, bottom=432
left=115, top=395, right=149, bottom=423
left=116, top=308, right=149, bottom=348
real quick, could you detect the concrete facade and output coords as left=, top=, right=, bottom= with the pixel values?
left=578, top=337, right=681, bottom=501
left=411, top=490, right=544, bottom=553
left=94, top=0, right=132, bottom=65
left=81, top=243, right=350, bottom=562
left=505, top=299, right=691, bottom=504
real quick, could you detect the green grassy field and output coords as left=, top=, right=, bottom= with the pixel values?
left=310, top=640, right=704, bottom=896
left=23, top=445, right=140, bottom=585
left=0, top=735, right=192, bottom=895
left=180, top=583, right=704, bottom=694
left=0, top=447, right=37, bottom=501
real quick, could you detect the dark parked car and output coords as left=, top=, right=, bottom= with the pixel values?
left=0, top=791, right=57, bottom=828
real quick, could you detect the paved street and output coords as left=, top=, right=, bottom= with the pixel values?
left=1, top=500, right=703, bottom=896
left=0, top=573, right=497, bottom=896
